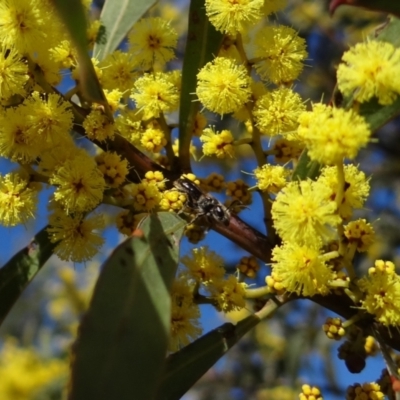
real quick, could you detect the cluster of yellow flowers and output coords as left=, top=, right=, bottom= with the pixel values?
left=1, top=0, right=400, bottom=396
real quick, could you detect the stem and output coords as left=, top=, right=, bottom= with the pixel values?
left=345, top=242, right=357, bottom=263
left=335, top=162, right=345, bottom=211
left=320, top=250, right=340, bottom=262
left=342, top=256, right=357, bottom=281
left=20, top=164, right=50, bottom=185
left=244, top=286, right=271, bottom=298
left=255, top=295, right=286, bottom=320
left=234, top=137, right=253, bottom=146
left=64, top=85, right=79, bottom=101
left=342, top=312, right=363, bottom=329
left=327, top=279, right=349, bottom=289
left=157, top=113, right=176, bottom=167
left=335, top=163, right=348, bottom=262
left=244, top=102, right=275, bottom=238
left=344, top=288, right=360, bottom=304
left=235, top=34, right=251, bottom=73
left=27, top=55, right=56, bottom=94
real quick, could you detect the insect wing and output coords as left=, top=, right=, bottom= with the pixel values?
left=173, top=178, right=203, bottom=200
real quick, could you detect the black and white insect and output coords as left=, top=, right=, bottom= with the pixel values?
left=173, top=177, right=231, bottom=226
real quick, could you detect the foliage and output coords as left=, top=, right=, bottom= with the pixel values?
left=1, top=0, right=400, bottom=399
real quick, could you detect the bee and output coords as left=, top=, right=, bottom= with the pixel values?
left=173, top=177, right=231, bottom=226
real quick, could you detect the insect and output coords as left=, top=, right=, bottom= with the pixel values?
left=173, top=177, right=231, bottom=226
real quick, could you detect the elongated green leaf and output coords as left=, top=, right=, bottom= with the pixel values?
left=292, top=150, right=320, bottom=181
left=178, top=0, right=224, bottom=171
left=69, top=213, right=185, bottom=400
left=330, top=0, right=400, bottom=19
left=377, top=17, right=400, bottom=47
left=51, top=0, right=109, bottom=112
left=93, top=0, right=156, bottom=61
left=0, top=226, right=56, bottom=325
left=158, top=315, right=260, bottom=400
left=360, top=96, right=400, bottom=132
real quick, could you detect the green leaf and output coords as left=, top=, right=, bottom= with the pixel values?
left=0, top=226, right=56, bottom=325
left=377, top=17, right=400, bottom=47
left=359, top=96, right=400, bottom=132
left=50, top=0, right=109, bottom=112
left=93, top=0, right=156, bottom=61
left=330, top=0, right=400, bottom=18
left=69, top=213, right=185, bottom=400
left=292, top=150, right=321, bottom=181
left=178, top=0, right=224, bottom=170
left=158, top=315, right=260, bottom=400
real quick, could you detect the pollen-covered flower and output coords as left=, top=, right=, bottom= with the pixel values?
left=196, top=57, right=251, bottom=115
left=181, top=246, right=225, bottom=285
left=205, top=0, right=264, bottom=36
left=49, top=40, right=76, bottom=69
left=271, top=180, right=340, bottom=247
left=0, top=172, right=39, bottom=226
left=200, top=172, right=225, bottom=192
left=317, top=164, right=370, bottom=220
left=346, top=382, right=384, bottom=400
left=191, top=113, right=208, bottom=137
left=337, top=41, right=400, bottom=106
left=210, top=275, right=246, bottom=312
left=0, top=46, right=28, bottom=100
left=200, top=127, right=235, bottom=158
left=299, top=385, right=323, bottom=400
left=184, top=223, right=207, bottom=244
left=358, top=260, right=400, bottom=327
left=23, top=92, right=74, bottom=146
left=33, top=51, right=62, bottom=86
left=297, top=104, right=371, bottom=165
left=271, top=138, right=304, bottom=163
left=38, top=143, right=81, bottom=177
left=272, top=242, right=332, bottom=297
left=131, top=72, right=179, bottom=120
left=159, top=189, right=186, bottom=212
left=236, top=256, right=259, bottom=278
left=254, top=164, right=288, bottom=193
left=0, top=0, right=47, bottom=54
left=226, top=179, right=252, bottom=205
left=99, top=50, right=138, bottom=92
left=50, top=153, right=106, bottom=213
left=0, top=338, right=67, bottom=398
left=0, top=106, right=41, bottom=162
left=253, top=88, right=305, bottom=136
left=233, top=80, right=268, bottom=122
left=169, top=275, right=202, bottom=352
left=47, top=210, right=104, bottom=262
left=265, top=270, right=285, bottom=294
left=141, top=127, right=167, bottom=153
left=254, top=25, right=307, bottom=84
left=116, top=210, right=144, bottom=236
left=115, top=109, right=144, bottom=146
left=129, top=17, right=178, bottom=69
left=124, top=182, right=162, bottom=212
left=95, top=151, right=129, bottom=188
left=344, top=219, right=375, bottom=252
left=322, top=317, right=345, bottom=340
left=87, top=19, right=102, bottom=49
left=83, top=109, right=115, bottom=141
left=103, top=89, right=124, bottom=114
left=143, top=171, right=166, bottom=189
